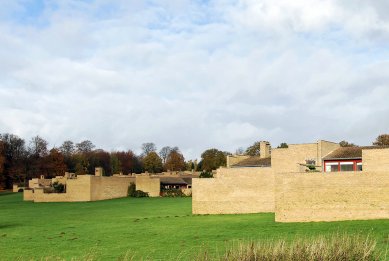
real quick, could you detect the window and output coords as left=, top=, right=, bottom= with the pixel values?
left=325, top=162, right=338, bottom=172
left=340, top=162, right=354, bottom=171
left=324, top=160, right=362, bottom=172
left=357, top=163, right=362, bottom=171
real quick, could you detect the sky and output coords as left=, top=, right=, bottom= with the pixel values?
left=1, top=0, right=389, bottom=159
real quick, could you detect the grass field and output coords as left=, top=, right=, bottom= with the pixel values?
left=1, top=192, right=389, bottom=260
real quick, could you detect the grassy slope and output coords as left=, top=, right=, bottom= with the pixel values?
left=0, top=193, right=388, bottom=260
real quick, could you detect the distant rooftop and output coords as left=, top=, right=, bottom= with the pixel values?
left=324, top=146, right=389, bottom=160
left=231, top=156, right=271, bottom=168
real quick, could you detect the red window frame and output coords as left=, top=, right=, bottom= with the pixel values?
left=323, top=159, right=362, bottom=172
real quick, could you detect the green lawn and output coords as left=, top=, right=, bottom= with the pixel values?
left=1, top=192, right=389, bottom=260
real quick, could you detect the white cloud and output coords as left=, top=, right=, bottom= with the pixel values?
left=0, top=1, right=389, bottom=159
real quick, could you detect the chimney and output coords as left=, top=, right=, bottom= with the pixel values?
left=95, top=167, right=103, bottom=176
left=260, top=141, right=271, bottom=158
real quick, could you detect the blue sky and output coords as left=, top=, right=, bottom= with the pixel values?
left=1, top=0, right=389, bottom=159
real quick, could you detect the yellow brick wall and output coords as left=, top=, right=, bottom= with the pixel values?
left=90, top=176, right=134, bottom=201
left=226, top=155, right=250, bottom=168
left=319, top=140, right=340, bottom=162
left=192, top=167, right=274, bottom=214
left=23, top=189, right=34, bottom=201
left=29, top=175, right=136, bottom=202
left=363, top=148, right=389, bottom=172
left=275, top=171, right=389, bottom=222
left=136, top=176, right=160, bottom=197
left=272, top=143, right=319, bottom=173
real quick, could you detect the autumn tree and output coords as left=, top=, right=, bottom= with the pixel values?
left=373, top=134, right=389, bottom=146
left=142, top=152, right=163, bottom=173
left=339, top=140, right=356, bottom=147
left=199, top=148, right=227, bottom=171
left=0, top=133, right=27, bottom=188
left=245, top=142, right=261, bottom=156
left=115, top=150, right=142, bottom=174
left=45, top=148, right=67, bottom=177
left=164, top=150, right=186, bottom=171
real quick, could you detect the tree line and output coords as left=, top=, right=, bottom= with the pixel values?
left=2, top=133, right=388, bottom=189
left=0, top=134, right=230, bottom=189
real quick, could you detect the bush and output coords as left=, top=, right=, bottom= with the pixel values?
left=52, top=182, right=65, bottom=193
left=199, top=171, right=213, bottom=178
left=128, top=183, right=149, bottom=198
left=161, top=188, right=185, bottom=197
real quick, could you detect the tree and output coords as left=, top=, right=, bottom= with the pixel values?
left=59, top=140, right=75, bottom=156
left=60, top=140, right=76, bottom=172
left=159, top=146, right=172, bottom=164
left=235, top=147, right=245, bottom=155
left=339, top=140, right=356, bottom=147
left=0, top=133, right=27, bottom=188
left=45, top=148, right=66, bottom=177
left=87, top=149, right=111, bottom=176
left=200, top=148, right=227, bottom=171
left=27, top=136, right=50, bottom=178
left=28, top=136, right=48, bottom=157
left=76, top=140, right=95, bottom=153
left=74, top=154, right=89, bottom=175
left=164, top=150, right=186, bottom=171
left=0, top=141, right=5, bottom=188
left=199, top=171, right=213, bottom=178
left=141, top=142, right=156, bottom=156
left=115, top=150, right=142, bottom=174
left=373, top=134, right=389, bottom=146
left=142, top=152, right=163, bottom=173
left=245, top=142, right=261, bottom=156
left=110, top=153, right=122, bottom=174
left=277, top=143, right=289, bottom=148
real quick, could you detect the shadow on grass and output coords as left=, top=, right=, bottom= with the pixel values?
left=0, top=223, right=21, bottom=229
left=0, top=191, right=15, bottom=196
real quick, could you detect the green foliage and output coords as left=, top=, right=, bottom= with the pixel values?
left=339, top=140, right=356, bottom=147
left=161, top=188, right=185, bottom=197
left=142, top=152, right=163, bottom=173
left=200, top=148, right=226, bottom=171
left=199, top=171, right=213, bottom=178
left=110, top=154, right=122, bottom=174
left=128, top=182, right=149, bottom=198
left=277, top=142, right=289, bottom=148
left=373, top=134, right=389, bottom=146
left=245, top=141, right=261, bottom=156
left=52, top=182, right=65, bottom=193
left=75, top=154, right=89, bottom=175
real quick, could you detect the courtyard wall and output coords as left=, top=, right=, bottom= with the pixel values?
left=363, top=148, right=389, bottom=172
left=192, top=167, right=274, bottom=214
left=275, top=171, right=389, bottom=222
left=135, top=175, right=160, bottom=197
